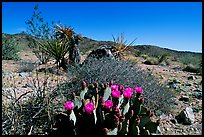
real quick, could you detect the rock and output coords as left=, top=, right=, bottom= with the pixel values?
left=193, top=88, right=202, bottom=92
left=185, top=82, right=192, bottom=86
left=179, top=95, right=190, bottom=102
left=87, top=45, right=115, bottom=59
left=196, top=124, right=202, bottom=131
left=170, top=118, right=178, bottom=124
left=191, top=107, right=199, bottom=113
left=192, top=92, right=202, bottom=100
left=172, top=83, right=179, bottom=89
left=188, top=76, right=196, bottom=80
left=179, top=87, right=189, bottom=92
left=173, top=79, right=181, bottom=84
left=176, top=107, right=195, bottom=125
left=19, top=72, right=31, bottom=78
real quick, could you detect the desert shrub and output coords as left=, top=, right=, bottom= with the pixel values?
left=143, top=57, right=159, bottom=65
left=182, top=65, right=202, bottom=74
left=178, top=53, right=202, bottom=67
left=133, top=50, right=142, bottom=57
left=2, top=70, right=66, bottom=135
left=141, top=54, right=149, bottom=59
left=25, top=4, right=53, bottom=64
left=2, top=36, right=21, bottom=61
left=60, top=57, right=175, bottom=114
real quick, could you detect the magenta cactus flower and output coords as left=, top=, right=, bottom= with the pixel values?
left=111, top=89, right=120, bottom=98
left=64, top=101, right=74, bottom=110
left=104, top=100, right=113, bottom=109
left=111, top=84, right=118, bottom=91
left=135, top=86, right=143, bottom=94
left=84, top=102, right=95, bottom=114
left=123, top=87, right=134, bottom=98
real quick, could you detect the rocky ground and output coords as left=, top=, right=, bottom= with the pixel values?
left=2, top=49, right=202, bottom=135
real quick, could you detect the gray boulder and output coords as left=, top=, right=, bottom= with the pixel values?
left=176, top=107, right=195, bottom=125
left=87, top=45, right=115, bottom=59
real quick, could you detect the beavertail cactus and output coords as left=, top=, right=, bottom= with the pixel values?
left=49, top=81, right=161, bottom=135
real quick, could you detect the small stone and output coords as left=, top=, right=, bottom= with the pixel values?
left=170, top=118, right=178, bottom=124
left=192, top=92, right=202, bottom=100
left=172, top=83, right=179, bottom=89
left=173, top=79, right=181, bottom=84
left=193, top=88, right=202, bottom=92
left=185, top=82, right=192, bottom=86
left=19, top=72, right=31, bottom=78
left=191, top=107, right=199, bottom=113
left=179, top=95, right=190, bottom=102
left=196, top=124, right=202, bottom=131
left=180, top=87, right=189, bottom=92
left=188, top=76, right=196, bottom=80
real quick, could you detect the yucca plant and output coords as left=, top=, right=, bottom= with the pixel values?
left=34, top=24, right=83, bottom=70
left=36, top=38, right=70, bottom=70
left=54, top=24, right=82, bottom=65
left=112, top=33, right=137, bottom=59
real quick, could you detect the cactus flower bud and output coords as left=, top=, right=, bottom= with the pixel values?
left=119, top=114, right=125, bottom=122
left=114, top=105, right=120, bottom=112
left=82, top=81, right=86, bottom=89
left=114, top=114, right=119, bottom=122
left=84, top=102, right=95, bottom=114
left=114, top=105, right=120, bottom=116
left=119, top=85, right=124, bottom=91
left=139, top=96, right=144, bottom=104
left=104, top=100, right=113, bottom=109
left=111, top=84, right=119, bottom=91
left=130, top=109, right=134, bottom=117
left=135, top=117, right=140, bottom=124
left=64, top=101, right=74, bottom=110
left=94, top=82, right=98, bottom=88
left=101, top=97, right=105, bottom=104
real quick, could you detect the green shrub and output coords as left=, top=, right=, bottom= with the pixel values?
left=178, top=53, right=201, bottom=67
left=134, top=50, right=142, bottom=57
left=143, top=57, right=159, bottom=65
left=2, top=36, right=21, bottom=61
left=141, top=54, right=149, bottom=59
left=59, top=57, right=175, bottom=114
left=182, top=65, right=202, bottom=74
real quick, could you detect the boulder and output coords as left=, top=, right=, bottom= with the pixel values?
left=87, top=45, right=115, bottom=59
left=176, top=107, right=195, bottom=125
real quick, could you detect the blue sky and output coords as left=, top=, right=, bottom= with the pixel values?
left=2, top=2, right=202, bottom=53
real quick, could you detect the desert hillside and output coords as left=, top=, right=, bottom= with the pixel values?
left=2, top=33, right=202, bottom=135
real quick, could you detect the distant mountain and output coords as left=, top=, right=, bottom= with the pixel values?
left=2, top=33, right=202, bottom=59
